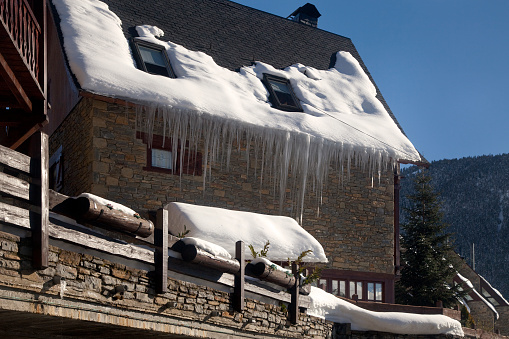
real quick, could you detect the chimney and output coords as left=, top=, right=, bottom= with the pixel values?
left=288, top=3, right=321, bottom=28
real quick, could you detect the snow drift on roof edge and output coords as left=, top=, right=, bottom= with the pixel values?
left=52, top=0, right=421, bottom=164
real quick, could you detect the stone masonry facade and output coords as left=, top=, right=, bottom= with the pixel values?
left=50, top=97, right=396, bottom=277
left=0, top=230, right=333, bottom=338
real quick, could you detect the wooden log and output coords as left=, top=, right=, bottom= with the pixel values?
left=53, top=197, right=154, bottom=237
left=245, top=262, right=312, bottom=295
left=245, top=262, right=295, bottom=289
left=181, top=244, right=240, bottom=274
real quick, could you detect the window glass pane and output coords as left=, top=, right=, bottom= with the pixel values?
left=270, top=81, right=292, bottom=94
left=357, top=282, right=363, bottom=300
left=269, top=80, right=297, bottom=107
left=319, top=279, right=327, bottom=291
left=375, top=283, right=382, bottom=301
left=331, top=280, right=339, bottom=295
left=339, top=281, right=346, bottom=297
left=488, top=297, right=499, bottom=306
left=152, top=148, right=172, bottom=169
left=465, top=294, right=473, bottom=301
left=139, top=45, right=167, bottom=66
left=367, top=283, right=374, bottom=300
left=349, top=281, right=355, bottom=298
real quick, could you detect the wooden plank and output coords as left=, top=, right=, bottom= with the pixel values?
left=48, top=222, right=154, bottom=263
left=0, top=201, right=30, bottom=228
left=30, top=131, right=48, bottom=269
left=290, top=263, right=299, bottom=324
left=0, top=171, right=30, bottom=200
left=234, top=240, right=245, bottom=312
left=0, top=144, right=31, bottom=172
left=155, top=208, right=168, bottom=292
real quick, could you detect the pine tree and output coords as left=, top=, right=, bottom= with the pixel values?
left=396, top=170, right=463, bottom=308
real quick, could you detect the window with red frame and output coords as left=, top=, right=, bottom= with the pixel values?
left=137, top=132, right=202, bottom=176
left=317, top=277, right=384, bottom=302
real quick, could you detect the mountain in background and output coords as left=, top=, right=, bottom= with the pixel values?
left=400, top=153, right=509, bottom=298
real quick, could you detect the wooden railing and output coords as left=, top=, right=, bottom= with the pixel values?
left=0, top=132, right=48, bottom=268
left=0, top=0, right=40, bottom=81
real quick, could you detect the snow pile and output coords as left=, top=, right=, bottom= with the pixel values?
left=165, top=202, right=327, bottom=262
left=52, top=0, right=422, bottom=218
left=78, top=193, right=137, bottom=216
left=308, top=287, right=464, bottom=336
left=181, top=237, right=232, bottom=259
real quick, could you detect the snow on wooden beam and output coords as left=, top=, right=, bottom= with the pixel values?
left=52, top=196, right=154, bottom=237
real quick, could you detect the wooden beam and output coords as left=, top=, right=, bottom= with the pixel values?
left=8, top=116, right=48, bottom=150
left=289, top=263, right=299, bottom=325
left=155, top=208, right=168, bottom=293
left=180, top=244, right=241, bottom=274
left=29, top=131, right=48, bottom=269
left=245, top=262, right=295, bottom=289
left=234, top=241, right=245, bottom=312
left=0, top=51, right=32, bottom=112
left=52, top=196, right=154, bottom=238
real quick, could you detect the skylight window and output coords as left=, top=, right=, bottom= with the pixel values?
left=132, top=39, right=175, bottom=77
left=262, top=74, right=302, bottom=112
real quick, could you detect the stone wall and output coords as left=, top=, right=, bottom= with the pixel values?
left=468, top=300, right=495, bottom=332
left=496, top=306, right=509, bottom=335
left=0, top=230, right=333, bottom=338
left=49, top=97, right=397, bottom=278
left=49, top=97, right=94, bottom=197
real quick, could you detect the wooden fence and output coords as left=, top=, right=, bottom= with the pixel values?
left=0, top=131, right=48, bottom=268
left=0, top=144, right=307, bottom=324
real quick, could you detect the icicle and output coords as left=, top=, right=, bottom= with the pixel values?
left=134, top=102, right=397, bottom=224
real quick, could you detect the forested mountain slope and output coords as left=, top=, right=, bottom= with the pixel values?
left=400, top=153, right=509, bottom=298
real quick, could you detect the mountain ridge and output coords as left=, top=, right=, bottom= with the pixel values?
left=400, top=153, right=509, bottom=298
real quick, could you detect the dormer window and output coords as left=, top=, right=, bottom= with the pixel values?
left=132, top=39, right=175, bottom=78
left=262, top=74, right=302, bottom=112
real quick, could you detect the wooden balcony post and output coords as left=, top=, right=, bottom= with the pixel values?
left=155, top=208, right=168, bottom=293
left=29, top=130, right=48, bottom=269
left=234, top=240, right=245, bottom=312
left=289, top=262, right=299, bottom=324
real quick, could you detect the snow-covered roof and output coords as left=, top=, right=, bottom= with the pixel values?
left=479, top=274, right=509, bottom=306
left=455, top=273, right=499, bottom=319
left=165, top=202, right=328, bottom=262
left=52, top=0, right=420, bottom=164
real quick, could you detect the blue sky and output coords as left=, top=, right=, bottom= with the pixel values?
left=233, top=0, right=509, bottom=162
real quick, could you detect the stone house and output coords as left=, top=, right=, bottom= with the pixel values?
left=454, top=255, right=509, bottom=335
left=45, top=0, right=426, bottom=305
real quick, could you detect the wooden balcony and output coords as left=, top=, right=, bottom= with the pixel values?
left=0, top=0, right=46, bottom=149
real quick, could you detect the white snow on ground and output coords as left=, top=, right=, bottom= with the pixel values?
left=181, top=237, right=232, bottom=259
left=308, top=287, right=464, bottom=336
left=165, top=202, right=327, bottom=262
left=78, top=193, right=137, bottom=216
left=52, top=0, right=422, bottom=219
